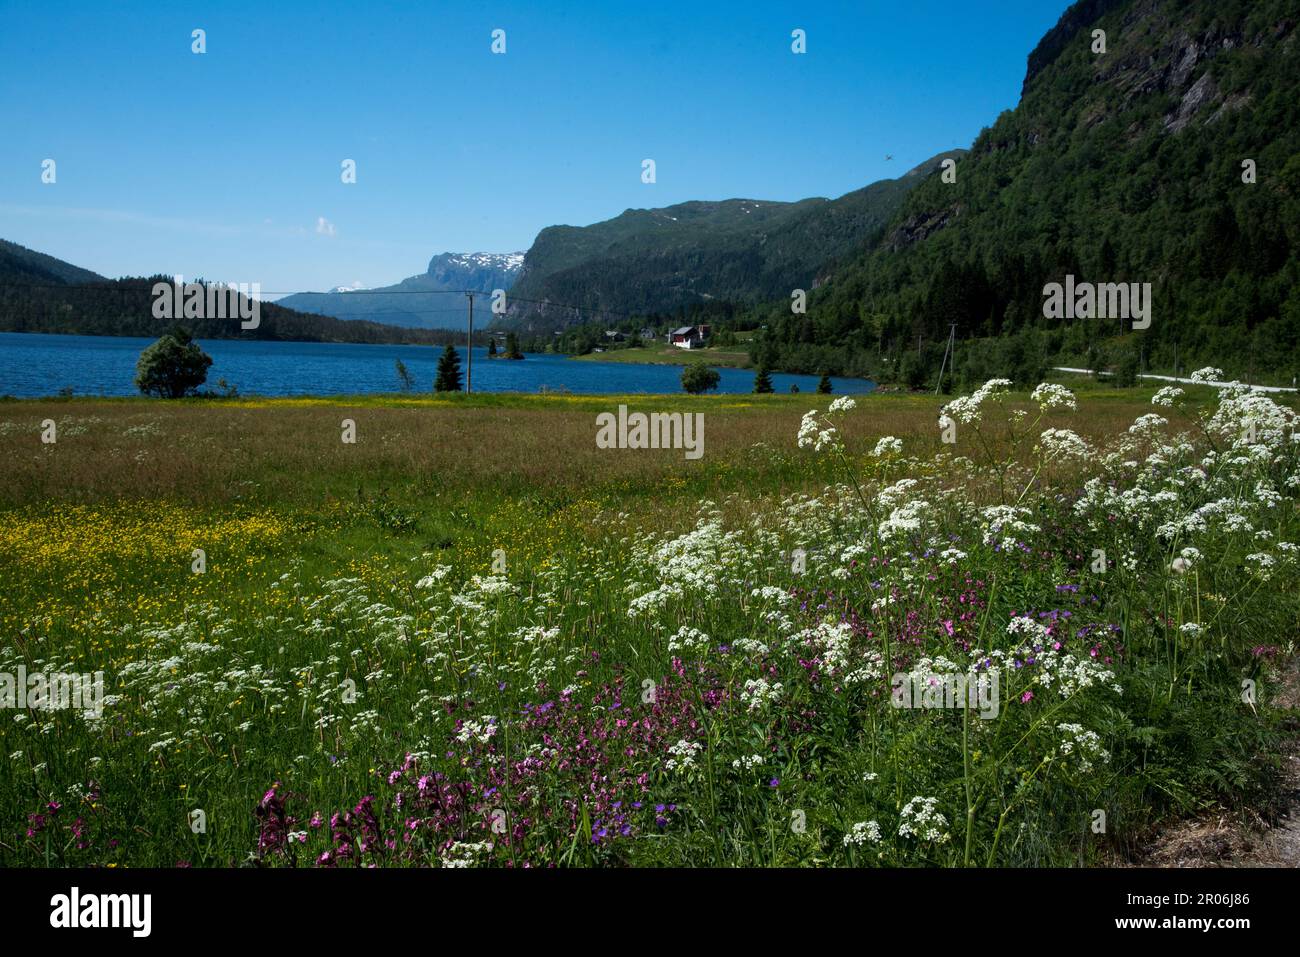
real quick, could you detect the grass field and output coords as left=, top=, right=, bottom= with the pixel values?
left=1, top=379, right=1296, bottom=867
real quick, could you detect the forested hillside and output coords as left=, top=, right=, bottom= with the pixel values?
left=750, top=0, right=1300, bottom=384
left=500, top=152, right=962, bottom=331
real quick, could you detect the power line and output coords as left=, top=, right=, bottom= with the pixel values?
left=1, top=281, right=667, bottom=324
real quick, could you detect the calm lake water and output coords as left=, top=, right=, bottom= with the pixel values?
left=0, top=332, right=874, bottom=398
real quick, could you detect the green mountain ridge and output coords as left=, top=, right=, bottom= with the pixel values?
left=499, top=150, right=963, bottom=330
left=0, top=238, right=106, bottom=286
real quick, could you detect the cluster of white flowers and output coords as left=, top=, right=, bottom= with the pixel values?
left=1128, top=413, right=1168, bottom=436
left=877, top=478, right=920, bottom=511
left=1255, top=482, right=1283, bottom=509
left=828, top=396, right=857, bottom=415
left=871, top=436, right=903, bottom=457
left=791, top=619, right=858, bottom=674
left=980, top=505, right=1040, bottom=548
left=1056, top=722, right=1109, bottom=773
left=415, top=565, right=454, bottom=588
left=467, top=575, right=514, bottom=597
left=941, top=379, right=1012, bottom=425
left=1208, top=389, right=1299, bottom=449
left=1245, top=552, right=1276, bottom=578
left=740, top=677, right=784, bottom=713
left=797, top=410, right=840, bottom=451
left=799, top=397, right=858, bottom=454
left=441, top=840, right=494, bottom=868
left=627, top=517, right=749, bottom=616
left=974, top=619, right=1124, bottom=700
left=1038, top=427, right=1090, bottom=459
left=1030, top=382, right=1077, bottom=411
left=898, top=796, right=950, bottom=843
left=1188, top=366, right=1224, bottom=384
left=667, top=625, right=711, bottom=654
left=1151, top=386, right=1184, bottom=407
left=843, top=820, right=883, bottom=846
left=455, top=716, right=498, bottom=745
left=749, top=586, right=793, bottom=606
left=665, top=738, right=702, bottom=772
left=731, top=754, right=764, bottom=771
left=879, top=499, right=929, bottom=542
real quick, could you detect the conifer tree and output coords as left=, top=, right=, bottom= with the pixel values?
left=434, top=344, right=462, bottom=392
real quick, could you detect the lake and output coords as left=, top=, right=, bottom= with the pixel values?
left=0, top=332, right=874, bottom=398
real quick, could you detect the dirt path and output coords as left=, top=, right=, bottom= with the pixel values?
left=1130, top=657, right=1300, bottom=868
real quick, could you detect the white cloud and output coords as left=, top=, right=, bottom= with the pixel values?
left=315, top=217, right=337, bottom=237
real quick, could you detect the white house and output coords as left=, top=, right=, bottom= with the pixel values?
left=670, top=325, right=711, bottom=349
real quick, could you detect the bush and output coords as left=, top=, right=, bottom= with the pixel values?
left=682, top=362, right=721, bottom=394
left=1113, top=347, right=1140, bottom=387
left=901, top=353, right=929, bottom=391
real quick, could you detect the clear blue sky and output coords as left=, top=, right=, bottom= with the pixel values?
left=0, top=0, right=1069, bottom=295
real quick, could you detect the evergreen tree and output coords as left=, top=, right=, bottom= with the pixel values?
left=816, top=372, right=832, bottom=394
left=434, top=344, right=462, bottom=392
left=753, top=364, right=774, bottom=393
left=505, top=332, right=524, bottom=359
left=488, top=338, right=497, bottom=357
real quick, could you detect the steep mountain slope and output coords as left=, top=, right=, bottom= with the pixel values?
left=498, top=151, right=963, bottom=330
left=763, top=0, right=1300, bottom=382
left=276, top=252, right=524, bottom=330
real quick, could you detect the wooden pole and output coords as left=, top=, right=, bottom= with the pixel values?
left=466, top=292, right=474, bottom=394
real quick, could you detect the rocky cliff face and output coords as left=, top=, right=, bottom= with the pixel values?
left=1027, top=0, right=1293, bottom=136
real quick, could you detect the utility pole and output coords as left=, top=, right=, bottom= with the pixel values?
left=934, top=323, right=956, bottom=395
left=465, top=291, right=474, bottom=394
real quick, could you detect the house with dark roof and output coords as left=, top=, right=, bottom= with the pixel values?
left=670, top=325, right=710, bottom=349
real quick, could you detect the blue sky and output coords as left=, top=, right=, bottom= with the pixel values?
left=0, top=0, right=1069, bottom=295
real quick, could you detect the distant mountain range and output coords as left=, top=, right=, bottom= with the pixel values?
left=269, top=152, right=960, bottom=335
left=0, top=240, right=468, bottom=345
left=275, top=252, right=525, bottom=330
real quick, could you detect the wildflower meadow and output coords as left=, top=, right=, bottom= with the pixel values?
left=1, top=376, right=1296, bottom=867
